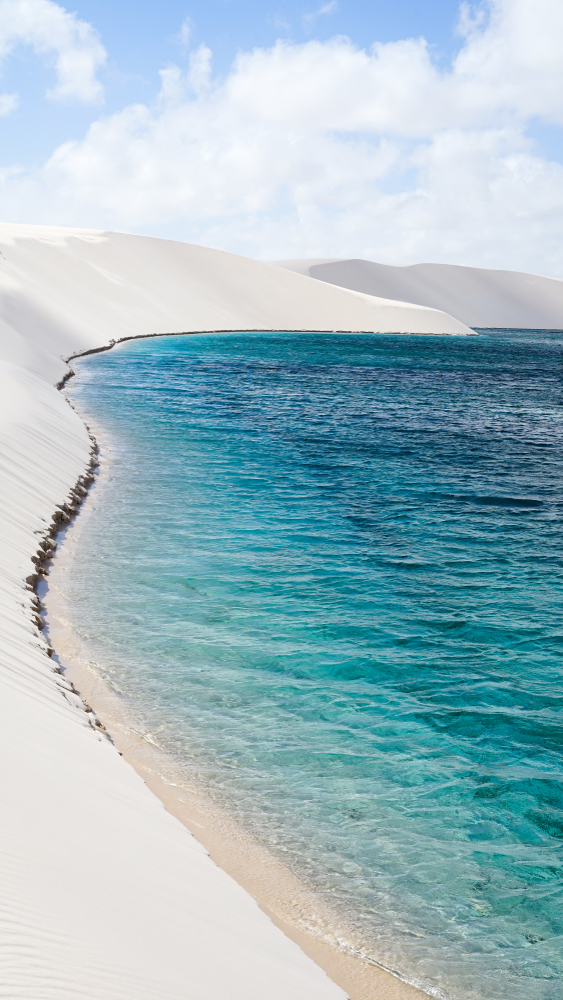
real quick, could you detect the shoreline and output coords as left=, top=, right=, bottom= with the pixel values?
left=40, top=367, right=428, bottom=1000
left=12, top=224, right=557, bottom=999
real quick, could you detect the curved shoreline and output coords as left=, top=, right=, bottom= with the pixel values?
left=0, top=224, right=479, bottom=999
left=4, top=224, right=562, bottom=999
left=40, top=366, right=428, bottom=1000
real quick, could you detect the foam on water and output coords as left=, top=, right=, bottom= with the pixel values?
left=64, top=331, right=563, bottom=1000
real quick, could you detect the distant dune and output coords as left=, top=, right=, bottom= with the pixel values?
left=275, top=258, right=563, bottom=329
left=0, top=228, right=470, bottom=372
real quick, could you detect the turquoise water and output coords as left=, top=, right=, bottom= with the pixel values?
left=66, top=331, right=562, bottom=1000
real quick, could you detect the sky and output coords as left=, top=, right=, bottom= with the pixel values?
left=1, top=0, right=563, bottom=274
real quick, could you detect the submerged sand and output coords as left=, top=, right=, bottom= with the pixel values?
left=41, top=448, right=425, bottom=999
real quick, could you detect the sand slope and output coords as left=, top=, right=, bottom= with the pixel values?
left=275, top=258, right=563, bottom=329
left=0, top=226, right=470, bottom=353
left=0, top=224, right=469, bottom=1000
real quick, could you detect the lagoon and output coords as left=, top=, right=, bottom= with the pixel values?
left=63, top=331, right=563, bottom=1000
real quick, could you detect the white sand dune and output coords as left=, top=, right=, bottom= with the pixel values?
left=275, top=258, right=563, bottom=329
left=0, top=224, right=469, bottom=1000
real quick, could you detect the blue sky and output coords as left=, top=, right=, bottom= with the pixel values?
left=3, top=1, right=464, bottom=161
left=1, top=0, right=563, bottom=274
left=67, top=1, right=465, bottom=82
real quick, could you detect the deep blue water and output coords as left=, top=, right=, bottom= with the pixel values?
left=66, top=331, right=563, bottom=1000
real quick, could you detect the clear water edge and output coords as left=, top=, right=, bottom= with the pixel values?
left=57, top=331, right=563, bottom=1000
left=43, top=446, right=418, bottom=999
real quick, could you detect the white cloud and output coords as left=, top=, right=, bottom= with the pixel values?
left=177, top=16, right=193, bottom=47
left=453, top=0, right=563, bottom=125
left=1, top=0, right=563, bottom=275
left=158, top=44, right=213, bottom=105
left=0, top=0, right=106, bottom=102
left=303, top=1, right=338, bottom=24
left=0, top=90, right=17, bottom=114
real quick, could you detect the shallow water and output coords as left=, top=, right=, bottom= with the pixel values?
left=65, top=331, right=562, bottom=999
